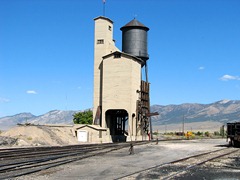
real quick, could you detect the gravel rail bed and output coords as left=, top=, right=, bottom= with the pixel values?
left=120, top=147, right=239, bottom=179
left=0, top=141, right=149, bottom=179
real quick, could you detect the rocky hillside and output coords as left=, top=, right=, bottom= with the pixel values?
left=151, top=100, right=240, bottom=125
left=0, top=110, right=78, bottom=130
left=29, top=110, right=79, bottom=125
left=0, top=113, right=36, bottom=131
left=1, top=100, right=240, bottom=131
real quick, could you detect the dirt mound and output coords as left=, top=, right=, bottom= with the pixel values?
left=1, top=125, right=78, bottom=147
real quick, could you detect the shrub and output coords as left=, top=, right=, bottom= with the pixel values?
left=73, top=110, right=93, bottom=124
left=214, top=131, right=220, bottom=136
left=27, top=137, right=32, bottom=141
left=205, top=131, right=210, bottom=137
left=196, top=131, right=203, bottom=136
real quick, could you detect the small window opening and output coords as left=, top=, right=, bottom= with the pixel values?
left=108, top=26, right=112, bottom=31
left=97, top=39, right=104, bottom=44
left=114, top=53, right=121, bottom=58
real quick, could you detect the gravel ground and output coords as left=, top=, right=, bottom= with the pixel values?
left=16, top=139, right=237, bottom=180
left=175, top=149, right=240, bottom=180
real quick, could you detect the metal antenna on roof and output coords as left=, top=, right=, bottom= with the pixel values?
left=133, top=14, right=137, bottom=19
left=103, top=0, right=106, bottom=16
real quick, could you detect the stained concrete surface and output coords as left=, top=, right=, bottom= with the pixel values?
left=17, top=139, right=237, bottom=180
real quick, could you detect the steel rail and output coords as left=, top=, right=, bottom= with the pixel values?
left=115, top=147, right=235, bottom=180
left=0, top=144, right=130, bottom=179
left=163, top=148, right=240, bottom=180
left=0, top=145, right=128, bottom=179
left=0, top=142, right=115, bottom=157
left=0, top=143, right=94, bottom=152
left=0, top=145, right=117, bottom=160
left=0, top=144, right=128, bottom=167
left=0, top=139, right=186, bottom=179
left=0, top=141, right=149, bottom=179
left=0, top=141, right=148, bottom=160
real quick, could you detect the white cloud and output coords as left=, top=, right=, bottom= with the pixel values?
left=220, top=74, right=240, bottom=81
left=0, top=97, right=10, bottom=103
left=26, top=90, right=37, bottom=94
left=198, top=66, right=205, bottom=70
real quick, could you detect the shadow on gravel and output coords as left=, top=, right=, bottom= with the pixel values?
left=214, top=144, right=230, bottom=147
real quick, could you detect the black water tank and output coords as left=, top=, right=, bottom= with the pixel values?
left=120, top=19, right=149, bottom=61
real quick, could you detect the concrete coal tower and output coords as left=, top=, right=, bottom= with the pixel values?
left=74, top=16, right=155, bottom=143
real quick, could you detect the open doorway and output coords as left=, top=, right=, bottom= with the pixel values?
left=105, top=109, right=128, bottom=142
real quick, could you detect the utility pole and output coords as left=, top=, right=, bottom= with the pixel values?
left=165, top=123, right=167, bottom=134
left=182, top=115, right=185, bottom=135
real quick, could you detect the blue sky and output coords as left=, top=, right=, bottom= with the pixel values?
left=0, top=0, right=240, bottom=117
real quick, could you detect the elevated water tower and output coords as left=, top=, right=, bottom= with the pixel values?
left=120, top=19, right=152, bottom=140
left=120, top=18, right=149, bottom=64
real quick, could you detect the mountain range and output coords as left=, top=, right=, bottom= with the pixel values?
left=0, top=110, right=78, bottom=131
left=151, top=99, right=240, bottom=125
left=1, top=100, right=240, bottom=131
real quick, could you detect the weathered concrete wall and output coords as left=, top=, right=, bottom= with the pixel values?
left=101, top=55, right=141, bottom=139
left=93, top=17, right=144, bottom=141
left=93, top=17, right=119, bottom=120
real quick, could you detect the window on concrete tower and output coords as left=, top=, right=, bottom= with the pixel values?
left=114, top=53, right=121, bottom=58
left=97, top=39, right=104, bottom=44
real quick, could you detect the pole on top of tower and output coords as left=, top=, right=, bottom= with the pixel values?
left=103, top=0, right=106, bottom=16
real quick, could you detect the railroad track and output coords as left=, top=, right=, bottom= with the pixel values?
left=0, top=141, right=149, bottom=179
left=116, top=147, right=239, bottom=180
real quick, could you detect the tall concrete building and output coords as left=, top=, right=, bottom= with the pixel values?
left=91, top=16, right=151, bottom=142
left=93, top=16, right=119, bottom=124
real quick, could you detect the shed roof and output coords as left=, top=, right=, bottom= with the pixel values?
left=74, top=124, right=107, bottom=131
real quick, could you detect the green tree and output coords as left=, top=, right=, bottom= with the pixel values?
left=73, top=110, right=93, bottom=124
left=196, top=131, right=203, bottom=136
left=220, top=125, right=225, bottom=137
left=205, top=131, right=210, bottom=137
left=214, top=131, right=220, bottom=136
